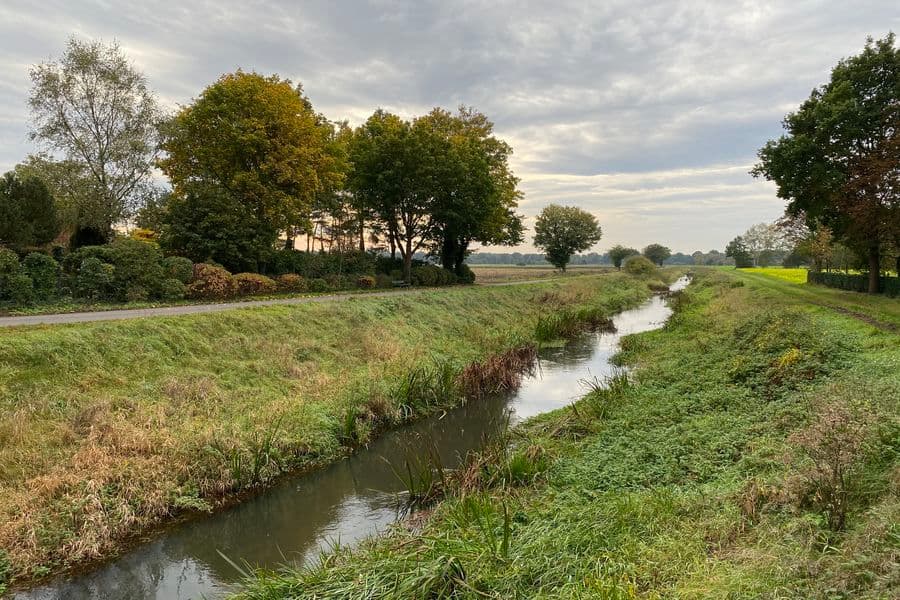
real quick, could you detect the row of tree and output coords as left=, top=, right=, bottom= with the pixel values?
left=3, top=38, right=525, bottom=281
left=752, top=34, right=900, bottom=292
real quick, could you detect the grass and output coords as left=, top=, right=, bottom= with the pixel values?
left=469, top=265, right=612, bottom=284
left=0, top=271, right=669, bottom=590
left=235, top=268, right=899, bottom=600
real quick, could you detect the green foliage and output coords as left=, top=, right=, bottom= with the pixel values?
left=456, top=263, right=476, bottom=284
left=410, top=264, right=457, bottom=287
left=533, top=204, right=602, bottom=271
left=0, top=171, right=60, bottom=248
left=159, top=70, right=344, bottom=268
left=726, top=235, right=754, bottom=268
left=808, top=271, right=900, bottom=297
left=161, top=256, right=194, bottom=284
left=275, top=273, right=307, bottom=293
left=307, top=278, right=329, bottom=293
left=103, top=238, right=165, bottom=300
left=158, top=278, right=186, bottom=301
left=29, top=37, right=161, bottom=232
left=623, top=255, right=658, bottom=276
left=22, top=252, right=60, bottom=301
left=186, top=263, right=236, bottom=299
left=233, top=273, right=278, bottom=296
left=642, top=243, right=671, bottom=266
left=608, top=245, right=638, bottom=269
left=356, top=275, right=376, bottom=289
left=75, top=257, right=114, bottom=300
left=160, top=182, right=277, bottom=273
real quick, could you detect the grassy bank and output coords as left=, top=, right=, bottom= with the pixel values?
left=0, top=272, right=664, bottom=591
left=237, top=269, right=899, bottom=599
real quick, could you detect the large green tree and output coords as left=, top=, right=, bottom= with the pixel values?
left=642, top=243, right=671, bottom=266
left=608, top=245, right=638, bottom=270
left=29, top=37, right=161, bottom=238
left=533, top=205, right=602, bottom=271
left=159, top=71, right=345, bottom=269
left=753, top=34, right=900, bottom=292
left=0, top=172, right=59, bottom=248
left=348, top=110, right=433, bottom=281
left=415, top=107, right=524, bottom=275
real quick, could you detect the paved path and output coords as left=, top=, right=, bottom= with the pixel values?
left=0, top=278, right=567, bottom=328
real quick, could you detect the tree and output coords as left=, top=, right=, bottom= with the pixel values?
left=725, top=236, right=754, bottom=268
left=753, top=34, right=900, bottom=293
left=159, top=182, right=275, bottom=272
left=742, top=222, right=785, bottom=266
left=159, top=70, right=345, bottom=269
left=415, top=107, right=524, bottom=275
left=348, top=110, right=433, bottom=281
left=608, top=245, right=638, bottom=270
left=533, top=205, right=602, bottom=271
left=29, top=37, right=162, bottom=238
left=642, top=243, right=671, bottom=266
left=0, top=171, right=59, bottom=248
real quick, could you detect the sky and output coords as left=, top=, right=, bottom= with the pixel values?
left=1, top=1, right=898, bottom=254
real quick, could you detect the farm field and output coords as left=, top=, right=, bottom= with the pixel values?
left=469, top=265, right=613, bottom=284
left=237, top=268, right=900, bottom=600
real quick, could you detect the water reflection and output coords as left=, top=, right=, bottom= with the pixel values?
left=15, top=277, right=687, bottom=600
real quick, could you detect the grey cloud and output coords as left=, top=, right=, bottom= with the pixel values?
left=1, top=0, right=898, bottom=251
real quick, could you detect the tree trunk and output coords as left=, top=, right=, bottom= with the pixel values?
left=358, top=215, right=365, bottom=253
left=440, top=236, right=455, bottom=271
left=895, top=255, right=899, bottom=278
left=403, top=238, right=413, bottom=282
left=868, top=246, right=880, bottom=294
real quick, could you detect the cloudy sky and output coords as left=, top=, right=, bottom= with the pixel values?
left=1, top=1, right=898, bottom=253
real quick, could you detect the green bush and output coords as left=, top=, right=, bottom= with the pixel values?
left=375, top=273, right=393, bottom=288
left=324, top=273, right=353, bottom=290
left=356, top=275, right=376, bottom=289
left=159, top=278, right=187, bottom=301
left=624, top=255, right=658, bottom=276
left=807, top=271, right=899, bottom=297
left=4, top=273, right=34, bottom=305
left=308, top=278, right=329, bottom=293
left=0, top=248, right=19, bottom=277
left=126, top=285, right=150, bottom=302
left=276, top=273, right=307, bottom=293
left=104, top=238, right=165, bottom=300
left=233, top=272, right=277, bottom=296
left=76, top=257, right=114, bottom=301
left=23, top=252, right=60, bottom=301
left=411, top=264, right=457, bottom=286
left=457, top=264, right=476, bottom=284
left=186, top=263, right=236, bottom=299
left=162, top=256, right=194, bottom=284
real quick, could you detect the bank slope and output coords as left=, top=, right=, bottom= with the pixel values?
left=236, top=269, right=899, bottom=599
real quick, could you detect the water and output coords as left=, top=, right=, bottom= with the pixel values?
left=15, top=277, right=688, bottom=600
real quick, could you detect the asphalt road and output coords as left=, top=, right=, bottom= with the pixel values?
left=0, top=278, right=564, bottom=328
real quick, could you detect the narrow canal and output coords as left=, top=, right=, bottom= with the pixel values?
left=16, top=277, right=689, bottom=600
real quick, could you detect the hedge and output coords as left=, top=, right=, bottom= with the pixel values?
left=807, top=271, right=900, bottom=297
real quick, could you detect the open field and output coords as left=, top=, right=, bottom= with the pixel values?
left=0, top=271, right=671, bottom=591
left=237, top=269, right=900, bottom=599
left=469, top=265, right=613, bottom=284
left=742, top=266, right=809, bottom=284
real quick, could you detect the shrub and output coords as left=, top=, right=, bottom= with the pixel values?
left=76, top=257, right=114, bottom=301
left=324, top=273, right=352, bottom=290
left=104, top=238, right=165, bottom=300
left=411, top=264, right=457, bottom=287
left=23, top=252, right=60, bottom=301
left=807, top=271, right=899, bottom=297
left=276, top=273, right=307, bottom=293
left=307, top=278, right=329, bottom=293
left=787, top=402, right=872, bottom=530
left=356, top=275, right=376, bottom=289
left=0, top=248, right=19, bottom=277
left=233, top=272, right=277, bottom=296
left=4, top=273, right=34, bottom=305
left=375, top=273, right=393, bottom=289
left=162, top=256, right=194, bottom=284
left=457, top=264, right=476, bottom=284
left=159, top=278, right=186, bottom=301
left=126, top=285, right=150, bottom=302
left=186, top=263, right=236, bottom=299
left=624, top=255, right=658, bottom=276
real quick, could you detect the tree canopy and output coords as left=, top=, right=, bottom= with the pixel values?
left=533, top=205, right=602, bottom=271
left=642, top=243, right=671, bottom=267
left=608, top=245, right=639, bottom=270
left=0, top=172, right=59, bottom=248
left=753, top=33, right=900, bottom=292
left=29, top=37, right=161, bottom=238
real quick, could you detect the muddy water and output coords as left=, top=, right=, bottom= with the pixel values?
left=15, top=277, right=689, bottom=600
